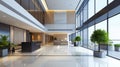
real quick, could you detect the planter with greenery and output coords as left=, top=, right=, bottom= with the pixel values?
left=108, top=44, right=114, bottom=51
left=10, top=43, right=17, bottom=53
left=90, top=29, right=108, bottom=58
left=0, top=35, right=9, bottom=57
left=114, top=44, right=120, bottom=51
left=107, top=40, right=114, bottom=51
left=74, top=36, right=81, bottom=46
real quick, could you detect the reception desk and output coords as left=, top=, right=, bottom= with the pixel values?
left=21, top=41, right=41, bottom=52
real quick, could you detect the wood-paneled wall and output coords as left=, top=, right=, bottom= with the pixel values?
left=44, top=11, right=54, bottom=24
left=28, top=11, right=44, bottom=24
left=67, top=11, right=75, bottom=24
left=44, top=11, right=75, bottom=24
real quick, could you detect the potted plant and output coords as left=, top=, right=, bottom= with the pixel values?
left=114, top=44, right=120, bottom=51
left=107, top=40, right=114, bottom=51
left=10, top=43, right=16, bottom=53
left=74, top=36, right=81, bottom=46
left=90, top=29, right=108, bottom=58
left=108, top=44, right=114, bottom=51
left=0, top=35, right=9, bottom=57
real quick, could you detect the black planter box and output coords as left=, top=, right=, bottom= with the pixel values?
left=94, top=51, right=106, bottom=58
left=115, top=47, right=120, bottom=51
left=22, top=41, right=41, bottom=52
left=0, top=49, right=8, bottom=57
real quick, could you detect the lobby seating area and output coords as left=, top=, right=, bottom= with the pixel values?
left=54, top=40, right=68, bottom=45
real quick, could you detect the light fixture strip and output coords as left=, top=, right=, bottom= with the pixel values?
left=41, top=0, right=48, bottom=11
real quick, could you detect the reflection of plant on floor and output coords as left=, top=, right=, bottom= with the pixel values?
left=114, top=44, right=120, bottom=51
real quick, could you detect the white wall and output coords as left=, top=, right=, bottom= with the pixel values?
left=54, top=12, right=66, bottom=24
left=0, top=0, right=46, bottom=32
left=10, top=26, right=26, bottom=45
left=45, top=11, right=75, bottom=33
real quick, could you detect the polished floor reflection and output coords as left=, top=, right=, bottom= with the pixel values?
left=10, top=45, right=93, bottom=56
left=0, top=45, right=120, bottom=67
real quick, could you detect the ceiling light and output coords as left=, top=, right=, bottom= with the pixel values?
left=48, top=10, right=75, bottom=12
left=41, top=0, right=48, bottom=11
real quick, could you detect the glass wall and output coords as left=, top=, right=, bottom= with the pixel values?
left=80, top=11, right=84, bottom=26
left=76, top=0, right=120, bottom=59
left=88, top=26, right=94, bottom=50
left=83, top=4, right=88, bottom=22
left=96, top=20, right=107, bottom=31
left=109, top=0, right=114, bottom=4
left=88, top=20, right=107, bottom=50
left=80, top=31, right=82, bottom=46
left=83, top=29, right=88, bottom=48
left=16, top=0, right=45, bottom=24
left=76, top=31, right=81, bottom=46
left=96, top=0, right=107, bottom=13
left=88, top=0, right=95, bottom=19
left=76, top=14, right=81, bottom=28
left=108, top=14, right=120, bottom=59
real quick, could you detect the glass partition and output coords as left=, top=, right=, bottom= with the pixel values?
left=96, top=0, right=107, bottom=13
left=108, top=14, right=120, bottom=59
left=88, top=26, right=94, bottom=50
left=88, top=0, right=95, bottom=19
left=109, top=0, right=114, bottom=4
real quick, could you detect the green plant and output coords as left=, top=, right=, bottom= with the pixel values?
left=107, top=39, right=113, bottom=46
left=10, top=43, right=16, bottom=48
left=108, top=44, right=112, bottom=46
left=114, top=44, right=120, bottom=47
left=90, top=29, right=109, bottom=51
left=75, top=36, right=81, bottom=42
left=0, top=35, right=9, bottom=49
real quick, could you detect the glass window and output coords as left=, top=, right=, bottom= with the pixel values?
left=108, top=14, right=120, bottom=59
left=95, top=20, right=107, bottom=51
left=81, top=31, right=83, bottom=46
left=83, top=28, right=88, bottom=48
left=78, top=15, right=80, bottom=27
left=88, top=0, right=95, bottom=19
left=80, top=11, right=83, bottom=26
left=83, top=4, right=88, bottom=22
left=76, top=32, right=81, bottom=46
left=109, top=0, right=114, bottom=4
left=76, top=15, right=78, bottom=28
left=96, top=20, right=107, bottom=31
left=109, top=14, right=120, bottom=41
left=88, top=25, right=95, bottom=50
left=96, top=0, right=107, bottom=13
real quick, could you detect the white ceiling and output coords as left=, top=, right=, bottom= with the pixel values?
left=45, top=0, right=80, bottom=10
left=0, top=0, right=46, bottom=33
left=0, top=11, right=42, bottom=32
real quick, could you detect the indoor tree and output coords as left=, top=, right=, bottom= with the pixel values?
left=90, top=29, right=109, bottom=57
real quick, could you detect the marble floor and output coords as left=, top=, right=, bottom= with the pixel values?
left=0, top=45, right=120, bottom=67
left=10, top=45, right=93, bottom=56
